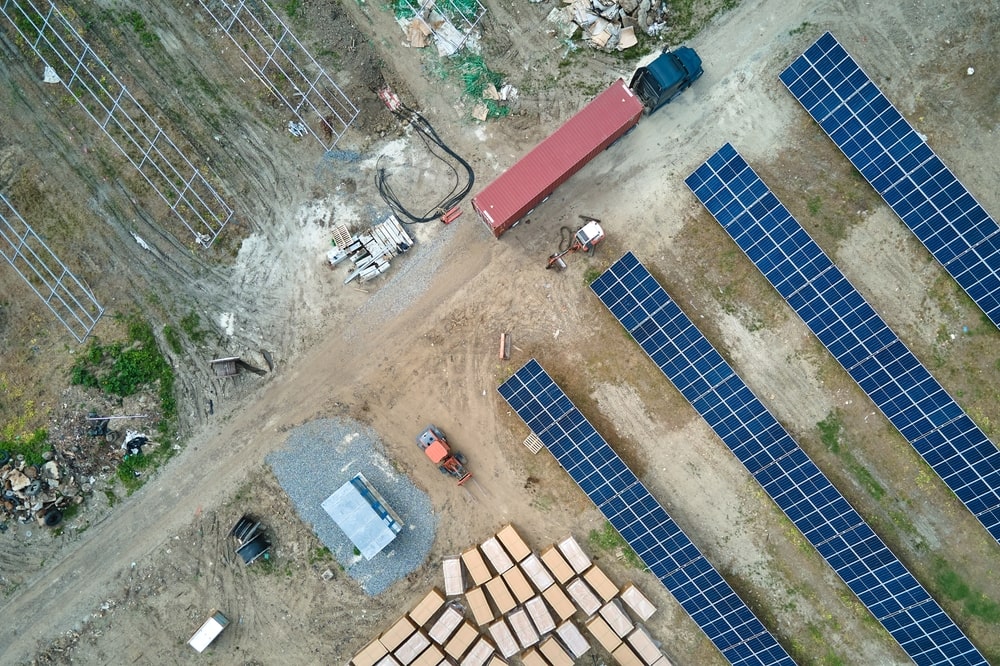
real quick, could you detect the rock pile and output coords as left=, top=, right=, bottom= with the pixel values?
left=1, top=452, right=82, bottom=527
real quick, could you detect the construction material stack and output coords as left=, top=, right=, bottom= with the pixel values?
left=349, top=525, right=676, bottom=666
left=327, top=214, right=414, bottom=284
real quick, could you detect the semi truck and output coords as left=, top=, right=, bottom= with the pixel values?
left=472, top=47, right=702, bottom=239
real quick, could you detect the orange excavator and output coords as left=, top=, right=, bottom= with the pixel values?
left=417, top=425, right=472, bottom=486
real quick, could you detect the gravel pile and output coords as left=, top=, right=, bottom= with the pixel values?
left=267, top=418, right=437, bottom=595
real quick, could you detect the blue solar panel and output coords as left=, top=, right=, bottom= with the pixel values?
left=780, top=31, right=1000, bottom=329
left=685, top=143, right=1000, bottom=548
left=497, top=360, right=794, bottom=666
left=591, top=253, right=987, bottom=666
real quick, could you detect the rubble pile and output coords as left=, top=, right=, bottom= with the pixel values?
left=1, top=453, right=81, bottom=527
left=546, top=0, right=668, bottom=51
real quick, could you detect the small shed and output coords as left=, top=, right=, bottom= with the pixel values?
left=323, top=473, right=404, bottom=560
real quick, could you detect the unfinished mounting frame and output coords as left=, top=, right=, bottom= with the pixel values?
left=0, top=193, right=104, bottom=343
left=0, top=0, right=235, bottom=248
left=198, top=0, right=360, bottom=151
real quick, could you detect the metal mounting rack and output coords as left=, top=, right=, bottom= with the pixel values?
left=198, top=0, right=359, bottom=151
left=0, top=192, right=103, bottom=343
left=0, top=0, right=234, bottom=248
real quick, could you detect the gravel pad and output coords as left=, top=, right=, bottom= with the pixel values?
left=267, top=418, right=436, bottom=595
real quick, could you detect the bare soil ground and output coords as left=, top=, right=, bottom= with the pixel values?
left=1, top=0, right=999, bottom=664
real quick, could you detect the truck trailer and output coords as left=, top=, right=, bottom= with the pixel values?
left=472, top=47, right=702, bottom=239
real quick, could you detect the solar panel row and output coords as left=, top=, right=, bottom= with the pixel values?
left=779, top=31, right=1000, bottom=329
left=591, top=252, right=986, bottom=666
left=498, top=359, right=795, bottom=666
left=685, top=143, right=1000, bottom=545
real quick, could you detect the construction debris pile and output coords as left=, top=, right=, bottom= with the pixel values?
left=327, top=215, right=414, bottom=285
left=547, top=0, right=668, bottom=51
left=395, top=0, right=486, bottom=56
left=1, top=452, right=81, bottom=527
left=351, top=524, right=676, bottom=666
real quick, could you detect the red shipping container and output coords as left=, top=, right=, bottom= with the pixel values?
left=473, top=79, right=643, bottom=238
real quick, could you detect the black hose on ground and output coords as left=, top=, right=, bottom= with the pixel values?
left=375, top=103, right=475, bottom=224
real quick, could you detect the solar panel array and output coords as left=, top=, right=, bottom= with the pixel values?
left=685, top=143, right=1000, bottom=546
left=590, top=252, right=986, bottom=666
left=498, top=359, right=794, bottom=666
left=779, top=31, right=1000, bottom=329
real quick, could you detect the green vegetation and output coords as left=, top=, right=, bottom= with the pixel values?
left=283, top=0, right=303, bottom=18
left=69, top=315, right=178, bottom=492
left=816, top=411, right=885, bottom=500
left=583, top=266, right=602, bottom=285
left=789, top=21, right=815, bottom=37
left=309, top=546, right=334, bottom=565
left=807, top=195, right=823, bottom=215
left=934, top=558, right=1000, bottom=623
left=122, top=11, right=159, bottom=48
left=588, top=522, right=646, bottom=570
left=71, top=315, right=176, bottom=428
left=104, top=488, right=119, bottom=507
left=163, top=324, right=182, bottom=355
left=0, top=427, right=50, bottom=466
left=180, top=310, right=208, bottom=344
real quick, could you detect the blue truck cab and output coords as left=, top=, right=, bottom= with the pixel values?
left=629, top=46, right=703, bottom=115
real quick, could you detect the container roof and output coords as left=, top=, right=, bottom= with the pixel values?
left=322, top=473, right=403, bottom=560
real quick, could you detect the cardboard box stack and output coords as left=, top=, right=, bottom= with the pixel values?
left=350, top=523, right=672, bottom=666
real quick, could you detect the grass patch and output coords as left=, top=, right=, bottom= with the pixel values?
left=788, top=21, right=814, bottom=37
left=933, top=557, right=1000, bottom=623
left=283, top=0, right=303, bottom=18
left=70, top=315, right=176, bottom=435
left=583, top=266, right=602, bottom=285
left=588, top=522, right=647, bottom=570
left=104, top=488, right=119, bottom=507
left=816, top=411, right=885, bottom=500
left=163, top=325, right=182, bottom=355
left=807, top=195, right=823, bottom=215
left=0, top=427, right=50, bottom=466
left=122, top=10, right=159, bottom=48
left=180, top=310, right=208, bottom=344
